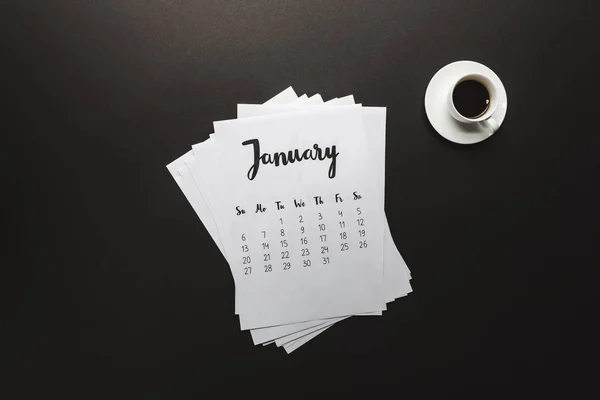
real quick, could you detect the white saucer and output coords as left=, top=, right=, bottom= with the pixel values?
left=425, top=61, right=508, bottom=145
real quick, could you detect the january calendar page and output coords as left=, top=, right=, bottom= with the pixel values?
left=202, top=106, right=386, bottom=329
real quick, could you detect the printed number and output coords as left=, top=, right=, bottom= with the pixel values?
left=262, top=242, right=270, bottom=250
left=356, top=207, right=362, bottom=215
left=261, top=231, right=266, bottom=238
left=264, top=264, right=272, bottom=272
left=318, top=213, right=323, bottom=220
left=322, top=257, right=330, bottom=265
left=244, top=267, right=252, bottom=275
left=357, top=218, right=364, bottom=226
left=280, top=229, right=285, bottom=236
left=280, top=240, right=288, bottom=247
left=241, top=245, right=249, bottom=252
left=242, top=234, right=246, bottom=241
left=359, top=240, right=368, bottom=248
left=340, top=232, right=347, bottom=240
left=318, top=224, right=326, bottom=231
left=283, top=262, right=291, bottom=270
left=281, top=251, right=290, bottom=259
left=302, top=259, right=312, bottom=267
left=242, top=256, right=251, bottom=264
left=340, top=243, right=349, bottom=251
left=358, top=229, right=366, bottom=237
left=321, top=246, right=329, bottom=254
left=301, top=248, right=310, bottom=256
left=339, top=221, right=346, bottom=228
left=279, top=218, right=284, bottom=225
left=264, top=253, right=271, bottom=261
left=300, top=237, right=308, bottom=245
left=298, top=215, right=304, bottom=223
left=300, top=226, right=305, bottom=234
left=338, top=210, right=343, bottom=217
left=320, top=234, right=327, bottom=242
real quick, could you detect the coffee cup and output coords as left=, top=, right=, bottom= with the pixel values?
left=447, top=73, right=500, bottom=132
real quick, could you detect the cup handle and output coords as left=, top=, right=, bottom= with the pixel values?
left=482, top=116, right=500, bottom=133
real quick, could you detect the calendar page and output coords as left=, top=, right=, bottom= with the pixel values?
left=203, top=106, right=386, bottom=330
left=236, top=99, right=388, bottom=344
left=238, top=103, right=412, bottom=302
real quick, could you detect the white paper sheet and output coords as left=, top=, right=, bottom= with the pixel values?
left=236, top=98, right=385, bottom=344
left=201, top=106, right=386, bottom=329
left=263, top=86, right=298, bottom=105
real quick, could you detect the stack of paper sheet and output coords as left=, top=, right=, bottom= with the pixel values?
left=167, top=87, right=412, bottom=353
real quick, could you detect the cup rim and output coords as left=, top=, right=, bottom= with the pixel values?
left=449, top=74, right=498, bottom=122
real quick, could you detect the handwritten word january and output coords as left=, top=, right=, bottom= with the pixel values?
left=242, top=139, right=339, bottom=181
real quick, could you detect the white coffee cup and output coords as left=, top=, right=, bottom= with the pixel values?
left=447, top=73, right=500, bottom=132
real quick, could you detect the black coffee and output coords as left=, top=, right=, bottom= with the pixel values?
left=452, top=79, right=490, bottom=119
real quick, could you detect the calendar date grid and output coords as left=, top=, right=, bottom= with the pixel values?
left=234, top=191, right=369, bottom=277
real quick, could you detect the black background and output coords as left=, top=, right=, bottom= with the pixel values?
left=4, top=0, right=600, bottom=397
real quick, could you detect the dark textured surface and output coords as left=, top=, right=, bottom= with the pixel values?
left=4, top=0, right=599, bottom=397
